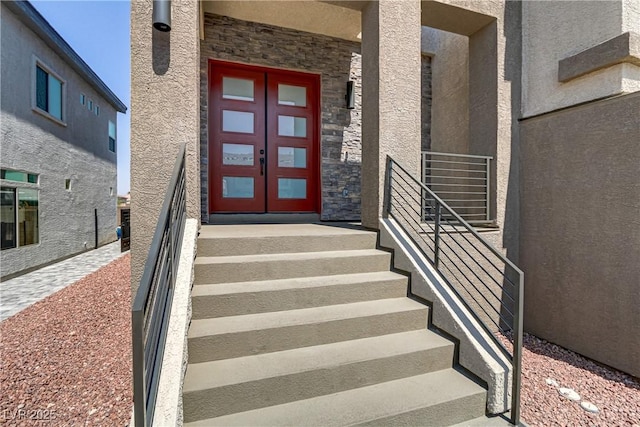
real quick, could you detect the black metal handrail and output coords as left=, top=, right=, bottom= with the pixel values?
left=132, top=144, right=187, bottom=427
left=384, top=156, right=523, bottom=425
left=422, top=151, right=493, bottom=224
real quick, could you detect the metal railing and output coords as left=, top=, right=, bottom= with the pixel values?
left=422, top=151, right=492, bottom=224
left=385, top=156, right=523, bottom=425
left=132, top=144, right=187, bottom=427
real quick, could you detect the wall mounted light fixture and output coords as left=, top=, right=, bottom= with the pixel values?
left=153, top=0, right=171, bottom=32
left=345, top=81, right=355, bottom=109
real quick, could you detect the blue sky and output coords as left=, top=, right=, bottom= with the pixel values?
left=32, top=1, right=131, bottom=195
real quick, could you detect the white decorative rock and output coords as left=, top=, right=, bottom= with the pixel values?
left=580, top=401, right=599, bottom=413
left=559, top=387, right=581, bottom=401
left=546, top=378, right=559, bottom=387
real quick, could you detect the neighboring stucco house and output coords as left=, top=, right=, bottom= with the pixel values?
left=128, top=0, right=639, bottom=425
left=0, top=1, right=127, bottom=279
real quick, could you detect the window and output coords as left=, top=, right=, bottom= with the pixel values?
left=35, top=63, right=63, bottom=121
left=17, top=189, right=39, bottom=247
left=1, top=169, right=40, bottom=250
left=0, top=169, right=39, bottom=250
left=1, top=188, right=16, bottom=250
left=80, top=94, right=85, bottom=105
left=65, top=178, right=71, bottom=191
left=88, top=99, right=93, bottom=111
left=95, top=105, right=100, bottom=116
left=1, top=170, right=38, bottom=184
left=108, top=121, right=116, bottom=152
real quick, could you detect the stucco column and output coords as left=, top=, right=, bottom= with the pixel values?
left=130, top=0, right=200, bottom=295
left=361, top=0, right=422, bottom=229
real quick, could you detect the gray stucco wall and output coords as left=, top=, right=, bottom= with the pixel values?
left=0, top=5, right=119, bottom=164
left=200, top=14, right=363, bottom=222
left=520, top=92, right=640, bottom=377
left=0, top=5, right=117, bottom=278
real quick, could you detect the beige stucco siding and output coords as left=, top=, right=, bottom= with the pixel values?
left=130, top=0, right=200, bottom=292
left=522, top=0, right=640, bottom=117
left=421, top=26, right=469, bottom=155
left=520, top=92, right=640, bottom=377
left=361, top=0, right=422, bottom=228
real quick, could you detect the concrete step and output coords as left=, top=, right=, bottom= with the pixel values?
left=194, top=249, right=391, bottom=284
left=188, top=298, right=427, bottom=363
left=183, top=330, right=456, bottom=422
left=191, top=271, right=408, bottom=319
left=198, top=223, right=377, bottom=256
left=451, top=414, right=516, bottom=426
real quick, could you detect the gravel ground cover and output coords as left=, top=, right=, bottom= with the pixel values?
left=1, top=255, right=132, bottom=426
left=519, top=333, right=640, bottom=426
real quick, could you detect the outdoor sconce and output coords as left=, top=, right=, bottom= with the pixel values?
left=153, top=0, right=171, bottom=32
left=345, top=81, right=355, bottom=109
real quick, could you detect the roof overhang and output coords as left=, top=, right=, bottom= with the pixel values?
left=202, top=1, right=363, bottom=42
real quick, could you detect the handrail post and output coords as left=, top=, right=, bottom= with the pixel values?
left=511, top=272, right=524, bottom=425
left=486, top=157, right=491, bottom=221
left=132, top=309, right=146, bottom=427
left=383, top=156, right=392, bottom=218
left=433, top=202, right=441, bottom=268
left=169, top=204, right=175, bottom=288
left=421, top=153, right=426, bottom=222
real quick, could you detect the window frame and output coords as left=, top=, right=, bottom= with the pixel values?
left=0, top=187, right=17, bottom=250
left=1, top=169, right=38, bottom=184
left=0, top=169, right=40, bottom=251
left=32, top=56, right=66, bottom=126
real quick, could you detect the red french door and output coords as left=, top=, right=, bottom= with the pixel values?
left=209, top=60, right=319, bottom=213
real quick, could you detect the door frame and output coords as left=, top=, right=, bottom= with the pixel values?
left=207, top=59, right=321, bottom=215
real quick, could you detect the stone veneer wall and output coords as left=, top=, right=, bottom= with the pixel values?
left=200, top=14, right=363, bottom=221
left=421, top=55, right=432, bottom=151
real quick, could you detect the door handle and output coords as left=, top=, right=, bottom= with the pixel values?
left=260, top=157, right=265, bottom=176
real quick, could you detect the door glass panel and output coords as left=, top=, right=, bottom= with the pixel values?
left=278, top=178, right=306, bottom=199
left=278, top=116, right=306, bottom=137
left=223, top=77, right=254, bottom=101
left=223, top=177, right=254, bottom=198
left=223, top=110, right=254, bottom=134
left=223, top=143, right=254, bottom=166
left=278, top=147, right=306, bottom=168
left=278, top=84, right=306, bottom=107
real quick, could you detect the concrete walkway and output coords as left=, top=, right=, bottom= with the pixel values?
left=0, top=241, right=127, bottom=321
